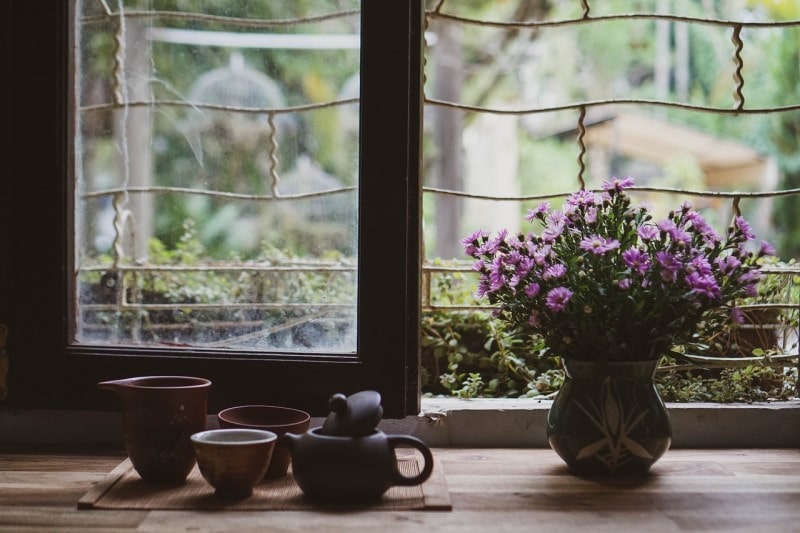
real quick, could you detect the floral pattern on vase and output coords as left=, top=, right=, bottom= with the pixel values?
left=547, top=359, right=671, bottom=475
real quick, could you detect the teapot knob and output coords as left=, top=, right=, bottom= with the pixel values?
left=328, top=393, right=348, bottom=414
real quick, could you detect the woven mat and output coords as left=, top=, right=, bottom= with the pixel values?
left=78, top=457, right=451, bottom=511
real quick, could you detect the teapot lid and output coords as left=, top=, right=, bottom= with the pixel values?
left=321, top=390, right=383, bottom=436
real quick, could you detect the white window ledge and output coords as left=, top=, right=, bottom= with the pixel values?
left=1, top=399, right=798, bottom=448
left=408, top=398, right=800, bottom=448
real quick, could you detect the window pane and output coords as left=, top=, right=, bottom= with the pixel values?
left=74, top=1, right=360, bottom=352
left=420, top=1, right=799, bottom=400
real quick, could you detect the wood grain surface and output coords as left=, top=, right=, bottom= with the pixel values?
left=77, top=457, right=451, bottom=511
left=1, top=447, right=798, bottom=532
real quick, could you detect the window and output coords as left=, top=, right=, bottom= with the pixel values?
left=5, top=1, right=797, bottom=425
left=6, top=1, right=423, bottom=417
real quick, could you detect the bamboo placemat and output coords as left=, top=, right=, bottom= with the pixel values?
left=78, top=456, right=451, bottom=511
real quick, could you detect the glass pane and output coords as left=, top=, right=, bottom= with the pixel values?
left=420, top=1, right=799, bottom=400
left=74, top=0, right=361, bottom=352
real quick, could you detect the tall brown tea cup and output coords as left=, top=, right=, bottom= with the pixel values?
left=217, top=404, right=311, bottom=478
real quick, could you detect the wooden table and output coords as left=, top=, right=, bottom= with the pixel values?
left=1, top=447, right=798, bottom=531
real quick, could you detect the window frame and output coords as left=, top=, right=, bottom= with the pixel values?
left=5, top=0, right=424, bottom=418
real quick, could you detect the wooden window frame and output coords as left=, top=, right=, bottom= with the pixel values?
left=4, top=0, right=424, bottom=418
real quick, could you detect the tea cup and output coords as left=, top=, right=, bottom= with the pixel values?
left=190, top=429, right=277, bottom=498
left=217, top=404, right=311, bottom=478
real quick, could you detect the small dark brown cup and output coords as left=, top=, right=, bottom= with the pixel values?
left=217, top=405, right=311, bottom=478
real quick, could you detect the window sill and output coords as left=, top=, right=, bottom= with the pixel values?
left=413, top=398, right=800, bottom=448
left=1, top=398, right=798, bottom=448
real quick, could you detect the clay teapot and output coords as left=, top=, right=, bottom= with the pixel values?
left=98, top=375, right=211, bottom=484
left=282, top=390, right=434, bottom=502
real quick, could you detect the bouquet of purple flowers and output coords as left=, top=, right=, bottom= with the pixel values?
left=462, top=177, right=774, bottom=361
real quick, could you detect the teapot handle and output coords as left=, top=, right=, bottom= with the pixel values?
left=387, top=435, right=435, bottom=486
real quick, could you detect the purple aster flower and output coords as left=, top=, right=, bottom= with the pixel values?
left=543, top=263, right=567, bottom=279
left=738, top=270, right=762, bottom=297
left=617, top=278, right=632, bottom=290
left=528, top=311, right=540, bottom=328
left=656, top=251, right=681, bottom=272
left=579, top=235, right=621, bottom=255
left=566, top=190, right=596, bottom=207
left=739, top=270, right=762, bottom=285
left=686, top=272, right=720, bottom=299
left=524, top=282, right=540, bottom=298
left=461, top=230, right=488, bottom=256
left=547, top=210, right=568, bottom=225
left=525, top=201, right=550, bottom=221
left=505, top=233, right=524, bottom=251
left=533, top=248, right=549, bottom=265
left=759, top=241, right=777, bottom=257
left=731, top=307, right=745, bottom=325
left=509, top=257, right=534, bottom=288
left=657, top=219, right=677, bottom=234
left=486, top=229, right=508, bottom=254
left=668, top=227, right=693, bottom=247
left=488, top=257, right=507, bottom=292
left=733, top=216, right=755, bottom=241
left=585, top=206, right=598, bottom=224
left=622, top=248, right=651, bottom=275
left=476, top=239, right=495, bottom=257
left=684, top=210, right=708, bottom=230
left=461, top=229, right=486, bottom=245
left=701, top=227, right=722, bottom=245
left=524, top=239, right=538, bottom=256
left=545, top=287, right=573, bottom=312
left=637, top=225, right=659, bottom=241
left=716, top=255, right=741, bottom=276
left=542, top=220, right=565, bottom=242
left=518, top=256, right=534, bottom=278
left=688, top=256, right=712, bottom=276
left=505, top=250, right=522, bottom=265
left=656, top=251, right=681, bottom=281
left=601, top=176, right=635, bottom=192
left=475, top=279, right=491, bottom=298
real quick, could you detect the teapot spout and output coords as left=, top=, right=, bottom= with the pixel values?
left=280, top=432, right=301, bottom=452
left=97, top=378, right=136, bottom=394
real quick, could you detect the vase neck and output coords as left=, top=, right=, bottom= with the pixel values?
left=562, top=359, right=659, bottom=381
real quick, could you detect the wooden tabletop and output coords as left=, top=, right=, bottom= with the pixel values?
left=1, top=447, right=798, bottom=532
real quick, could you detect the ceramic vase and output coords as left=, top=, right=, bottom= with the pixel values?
left=546, top=359, right=671, bottom=475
